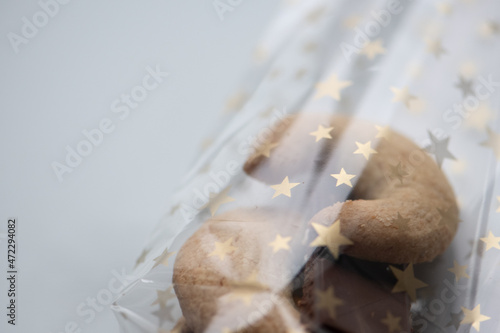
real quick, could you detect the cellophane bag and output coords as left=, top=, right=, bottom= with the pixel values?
left=112, top=0, right=500, bottom=332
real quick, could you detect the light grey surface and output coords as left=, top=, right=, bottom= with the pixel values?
left=0, top=1, right=279, bottom=332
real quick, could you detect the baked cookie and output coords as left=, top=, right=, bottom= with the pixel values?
left=172, top=208, right=306, bottom=333
left=298, top=249, right=412, bottom=332
left=244, top=113, right=459, bottom=263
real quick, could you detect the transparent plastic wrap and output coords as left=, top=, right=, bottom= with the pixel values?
left=113, top=0, right=500, bottom=332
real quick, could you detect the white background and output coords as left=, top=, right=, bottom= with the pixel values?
left=0, top=1, right=280, bottom=332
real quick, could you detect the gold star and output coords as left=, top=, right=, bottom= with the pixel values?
left=447, top=260, right=470, bottom=282
left=446, top=311, right=463, bottom=330
left=461, top=305, right=490, bottom=331
left=225, top=288, right=255, bottom=306
left=390, top=263, right=428, bottom=301
left=425, top=39, right=446, bottom=58
left=295, top=68, right=307, bottom=80
left=224, top=91, right=247, bottom=113
left=253, top=45, right=268, bottom=63
left=436, top=2, right=452, bottom=14
left=254, top=141, right=279, bottom=158
left=205, top=187, right=236, bottom=216
left=465, top=103, right=494, bottom=130
left=200, top=137, right=214, bottom=151
left=342, top=15, right=361, bottom=29
left=330, top=168, right=356, bottom=187
left=392, top=212, right=410, bottom=232
left=496, top=196, right=500, bottom=212
left=151, top=286, right=176, bottom=306
left=460, top=61, right=478, bottom=78
left=153, top=248, right=176, bottom=268
left=199, top=163, right=211, bottom=174
left=381, top=311, right=402, bottom=333
left=303, top=41, right=317, bottom=53
left=134, top=248, right=149, bottom=267
left=360, top=39, right=386, bottom=60
left=152, top=303, right=176, bottom=325
left=455, top=76, right=474, bottom=98
left=269, top=234, right=292, bottom=253
left=480, top=127, right=500, bottom=159
left=353, top=141, right=377, bottom=160
left=270, top=176, right=300, bottom=199
left=425, top=131, right=456, bottom=167
left=480, top=231, right=500, bottom=251
left=169, top=204, right=180, bottom=215
left=375, top=125, right=391, bottom=140
left=314, top=74, right=352, bottom=101
left=479, top=21, right=500, bottom=37
left=437, top=207, right=460, bottom=228
left=315, top=286, right=343, bottom=319
left=310, top=220, right=353, bottom=259
left=208, top=237, right=237, bottom=260
left=306, top=6, right=326, bottom=23
left=390, top=162, right=409, bottom=184
left=309, top=124, right=333, bottom=142
left=390, top=86, right=416, bottom=108
left=225, top=271, right=269, bottom=306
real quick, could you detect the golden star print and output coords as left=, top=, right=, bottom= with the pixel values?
left=152, top=303, right=176, bottom=325
left=331, top=168, right=356, bottom=187
left=425, top=131, right=456, bottom=167
left=380, top=311, right=402, bottom=333
left=271, top=176, right=300, bottom=198
left=200, top=137, right=214, bottom=151
left=269, top=234, right=292, bottom=253
left=465, top=103, right=494, bottom=130
left=153, top=248, right=176, bottom=268
left=303, top=41, right=317, bottom=53
left=437, top=207, right=460, bottom=228
left=255, top=141, right=279, bottom=158
left=309, top=124, right=333, bottom=142
left=480, top=231, right=500, bottom=251
left=375, top=125, right=391, bottom=140
left=208, top=238, right=237, bottom=260
left=455, top=75, right=474, bottom=98
left=480, top=127, right=500, bottom=159
left=224, top=91, right=247, bottom=113
left=151, top=286, right=176, bottom=306
left=436, top=2, right=452, bottom=14
left=310, top=220, right=353, bottom=259
left=225, top=271, right=269, bottom=306
left=392, top=212, right=410, bottom=232
left=360, top=39, right=386, bottom=60
left=205, top=187, right=236, bottom=216
left=425, top=38, right=446, bottom=58
left=390, top=263, right=428, bottom=301
left=446, top=311, right=463, bottom=330
left=169, top=204, right=180, bottom=215
left=390, top=86, right=416, bottom=108
left=390, top=162, right=409, bottom=184
left=479, top=21, right=500, bottom=37
left=134, top=248, right=149, bottom=267
left=447, top=260, right=470, bottom=282
left=314, top=74, right=352, bottom=101
left=461, top=305, right=490, bottom=331
left=342, top=15, right=361, bottom=29
left=315, top=286, right=343, bottom=319
left=353, top=141, right=377, bottom=160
